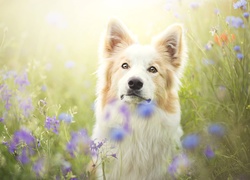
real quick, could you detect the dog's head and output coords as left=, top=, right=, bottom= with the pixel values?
left=97, top=19, right=187, bottom=113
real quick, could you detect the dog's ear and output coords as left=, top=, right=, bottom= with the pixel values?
left=153, top=24, right=187, bottom=76
left=101, top=18, right=136, bottom=58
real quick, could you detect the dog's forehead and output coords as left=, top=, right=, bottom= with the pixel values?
left=124, top=44, right=158, bottom=64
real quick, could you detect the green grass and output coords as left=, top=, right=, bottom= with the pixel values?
left=0, top=0, right=250, bottom=179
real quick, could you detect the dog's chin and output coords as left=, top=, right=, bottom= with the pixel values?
left=120, top=94, right=151, bottom=104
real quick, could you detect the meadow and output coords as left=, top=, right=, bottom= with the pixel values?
left=0, top=0, right=250, bottom=179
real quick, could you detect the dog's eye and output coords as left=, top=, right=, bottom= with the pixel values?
left=121, top=63, right=129, bottom=69
left=148, top=66, right=158, bottom=73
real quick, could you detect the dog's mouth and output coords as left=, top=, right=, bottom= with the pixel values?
left=120, top=92, right=151, bottom=103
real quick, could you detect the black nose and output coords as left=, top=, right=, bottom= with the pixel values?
left=128, top=78, right=143, bottom=90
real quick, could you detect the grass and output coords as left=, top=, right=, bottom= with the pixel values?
left=0, top=0, right=250, bottom=179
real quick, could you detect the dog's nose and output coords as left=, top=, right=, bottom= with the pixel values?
left=128, top=78, right=143, bottom=90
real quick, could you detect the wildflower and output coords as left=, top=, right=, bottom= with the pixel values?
left=110, top=127, right=126, bottom=142
left=168, top=153, right=190, bottom=177
left=0, top=84, right=13, bottom=110
left=45, top=116, right=60, bottom=134
left=8, top=129, right=35, bottom=153
left=15, top=72, right=30, bottom=90
left=119, top=103, right=130, bottom=121
left=204, top=145, right=215, bottom=159
left=237, top=53, right=244, bottom=60
left=58, top=113, right=73, bottom=123
left=208, top=123, right=225, bottom=137
left=233, top=0, right=247, bottom=10
left=0, top=117, right=3, bottom=122
left=2, top=70, right=17, bottom=80
left=62, top=161, right=72, bottom=176
left=66, top=129, right=90, bottom=157
left=64, top=60, right=75, bottom=69
left=214, top=9, right=220, bottom=15
left=17, top=147, right=29, bottom=164
left=214, top=33, right=235, bottom=46
left=189, top=2, right=200, bottom=10
left=41, top=85, right=47, bottom=91
left=33, top=158, right=45, bottom=177
left=182, top=134, right=200, bottom=150
left=204, top=41, right=213, bottom=51
left=234, top=45, right=241, bottom=52
left=243, top=12, right=249, bottom=19
left=111, top=153, right=117, bottom=159
left=226, top=16, right=245, bottom=28
left=19, top=97, right=34, bottom=117
left=137, top=102, right=155, bottom=118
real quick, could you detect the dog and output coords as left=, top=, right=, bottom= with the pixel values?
left=91, top=18, right=187, bottom=180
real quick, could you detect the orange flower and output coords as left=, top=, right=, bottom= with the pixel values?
left=214, top=32, right=236, bottom=46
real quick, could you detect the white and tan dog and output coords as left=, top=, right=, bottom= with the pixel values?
left=92, top=18, right=187, bottom=179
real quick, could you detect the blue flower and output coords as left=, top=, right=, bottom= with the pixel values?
left=233, top=0, right=247, bottom=10
left=62, top=161, right=72, bottom=176
left=182, top=134, right=200, bottom=150
left=243, top=12, right=249, bottom=19
left=234, top=45, right=241, bottom=52
left=19, top=97, right=34, bottom=117
left=7, top=129, right=35, bottom=153
left=214, top=9, right=220, bottom=15
left=168, top=153, right=190, bottom=176
left=226, top=16, right=245, bottom=28
left=17, top=147, right=29, bottom=164
left=45, top=116, right=60, bottom=134
left=58, top=113, right=73, bottom=123
left=15, top=72, right=30, bottom=90
left=208, top=124, right=225, bottom=137
left=33, top=158, right=45, bottom=177
left=204, top=145, right=215, bottom=159
left=110, top=127, right=126, bottom=142
left=0, top=117, right=4, bottom=123
left=190, top=2, right=200, bottom=10
left=66, top=129, right=90, bottom=157
left=0, top=84, right=13, bottom=110
left=137, top=102, right=155, bottom=118
left=237, top=53, right=244, bottom=60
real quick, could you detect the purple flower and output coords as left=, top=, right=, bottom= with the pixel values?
left=204, top=42, right=213, bottom=51
left=243, top=12, right=249, bottom=19
left=45, top=116, right=60, bottom=134
left=0, top=117, right=3, bottom=122
left=17, top=147, right=30, bottom=164
left=182, top=134, right=200, bottom=150
left=234, top=45, right=241, bottom=52
left=0, top=84, right=13, bottom=110
left=214, top=9, right=220, bottom=15
left=7, top=129, right=35, bottom=153
left=119, top=104, right=130, bottom=122
left=111, top=153, right=117, bottom=159
left=2, top=70, right=17, bottom=80
left=41, top=85, right=47, bottom=91
left=208, top=124, right=225, bottom=137
left=15, top=72, right=30, bottom=90
left=110, top=127, right=126, bottom=142
left=226, top=16, right=245, bottom=28
left=237, top=53, right=244, bottom=60
left=168, top=153, right=190, bottom=176
left=66, top=129, right=90, bottom=157
left=62, top=161, right=71, bottom=176
left=137, top=102, right=155, bottom=118
left=64, top=60, right=75, bottom=69
left=233, top=0, right=247, bottom=10
left=190, top=2, right=200, bottom=9
left=33, top=158, right=45, bottom=177
left=58, top=113, right=73, bottom=123
left=19, top=97, right=33, bottom=117
left=204, top=145, right=215, bottom=159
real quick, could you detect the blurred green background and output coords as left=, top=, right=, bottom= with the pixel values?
left=0, top=0, right=250, bottom=179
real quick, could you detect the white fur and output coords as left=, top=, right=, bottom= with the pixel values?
left=92, top=19, right=186, bottom=180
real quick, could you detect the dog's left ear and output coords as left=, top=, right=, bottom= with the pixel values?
left=153, top=24, right=187, bottom=76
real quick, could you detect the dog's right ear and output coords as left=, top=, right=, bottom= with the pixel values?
left=101, top=18, right=136, bottom=58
